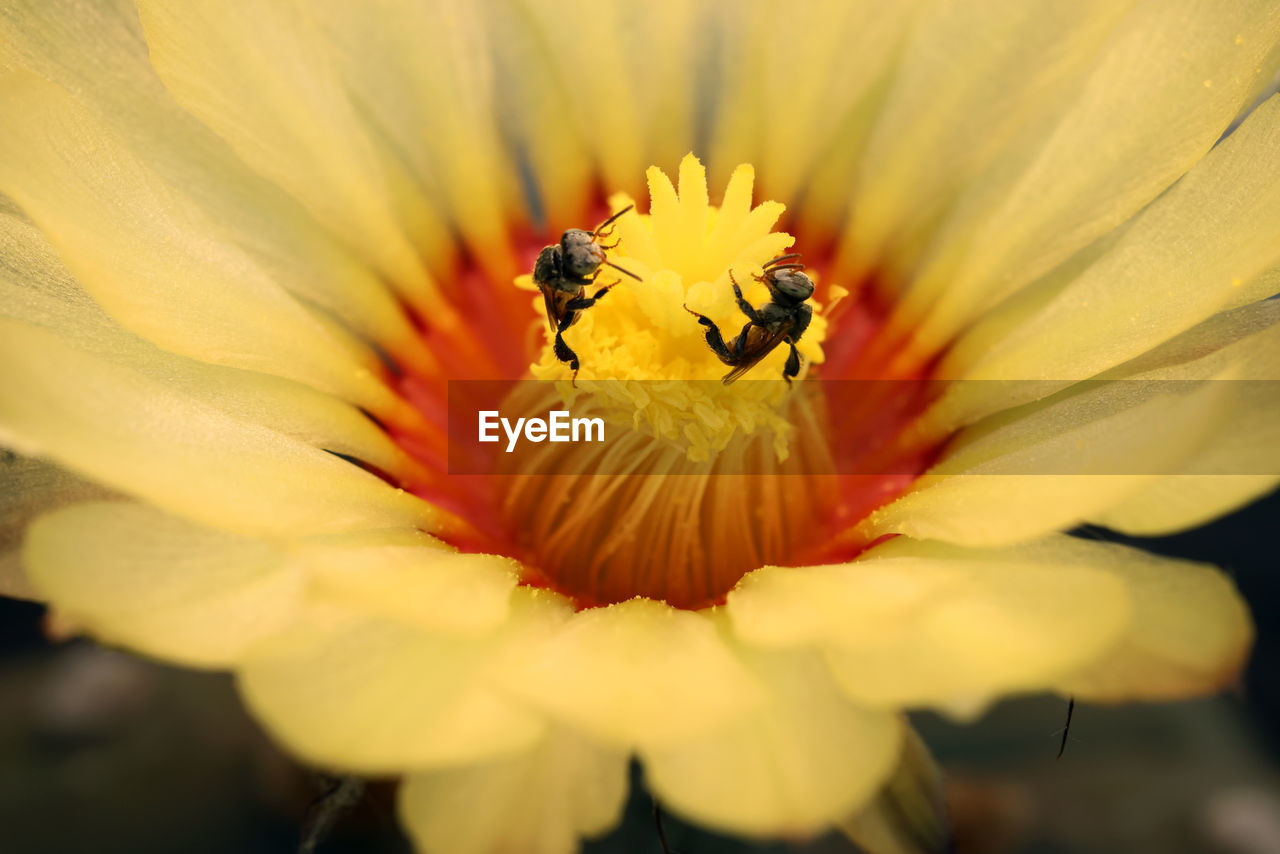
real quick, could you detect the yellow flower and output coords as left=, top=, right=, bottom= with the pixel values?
left=0, top=1, right=1278, bottom=853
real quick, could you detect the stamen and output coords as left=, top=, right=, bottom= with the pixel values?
left=513, top=154, right=839, bottom=461
left=498, top=383, right=839, bottom=609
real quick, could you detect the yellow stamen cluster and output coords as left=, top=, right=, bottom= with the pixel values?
left=515, top=154, right=838, bottom=461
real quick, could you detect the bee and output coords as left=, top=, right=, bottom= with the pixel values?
left=532, top=204, right=641, bottom=383
left=684, top=253, right=815, bottom=384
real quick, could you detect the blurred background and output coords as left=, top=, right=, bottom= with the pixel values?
left=1, top=491, right=1277, bottom=854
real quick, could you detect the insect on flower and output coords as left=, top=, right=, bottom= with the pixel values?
left=685, top=253, right=816, bottom=384
left=532, top=204, right=641, bottom=383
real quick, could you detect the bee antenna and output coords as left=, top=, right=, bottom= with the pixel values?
left=603, top=260, right=643, bottom=281
left=593, top=204, right=635, bottom=237
left=764, top=252, right=802, bottom=269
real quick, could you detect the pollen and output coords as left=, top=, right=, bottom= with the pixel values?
left=515, top=153, right=838, bottom=462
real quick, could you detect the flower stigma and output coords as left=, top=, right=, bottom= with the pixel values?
left=518, top=154, right=839, bottom=462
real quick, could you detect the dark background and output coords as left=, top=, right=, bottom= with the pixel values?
left=1, top=491, right=1277, bottom=854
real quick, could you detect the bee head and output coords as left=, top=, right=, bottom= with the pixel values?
left=560, top=229, right=606, bottom=277
left=771, top=269, right=814, bottom=303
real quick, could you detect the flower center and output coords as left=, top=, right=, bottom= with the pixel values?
left=395, top=155, right=932, bottom=611
left=498, top=155, right=851, bottom=609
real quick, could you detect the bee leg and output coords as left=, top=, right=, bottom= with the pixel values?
left=683, top=305, right=736, bottom=365
left=731, top=322, right=755, bottom=359
left=728, top=271, right=763, bottom=323
left=553, top=329, right=579, bottom=367
left=782, top=339, right=802, bottom=385
left=553, top=327, right=582, bottom=386
left=565, top=282, right=617, bottom=311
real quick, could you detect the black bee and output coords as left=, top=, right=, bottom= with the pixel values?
left=684, top=253, right=815, bottom=384
left=532, top=204, right=641, bottom=382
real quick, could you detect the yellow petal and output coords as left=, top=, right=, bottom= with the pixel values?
left=642, top=645, right=899, bottom=837
left=711, top=0, right=916, bottom=215
left=866, top=368, right=1237, bottom=546
left=0, top=202, right=420, bottom=481
left=1092, top=476, right=1279, bottom=536
left=0, top=318, right=434, bottom=538
left=0, top=554, right=31, bottom=601
left=0, top=0, right=432, bottom=369
left=729, top=537, right=1132, bottom=708
left=513, top=0, right=700, bottom=200
left=841, top=0, right=1132, bottom=282
left=497, top=598, right=763, bottom=748
left=238, top=590, right=567, bottom=774
left=914, top=300, right=1280, bottom=535
left=482, top=0, right=592, bottom=230
left=1051, top=539, right=1252, bottom=701
left=399, top=727, right=628, bottom=854
left=0, top=455, right=113, bottom=600
left=1101, top=298, right=1280, bottom=382
left=890, top=3, right=1280, bottom=352
left=0, top=72, right=412, bottom=424
left=23, top=502, right=302, bottom=668
left=308, top=0, right=519, bottom=280
left=300, top=533, right=519, bottom=636
left=943, top=95, right=1280, bottom=389
left=1222, top=263, right=1280, bottom=313
left=1089, top=303, right=1280, bottom=532
left=135, top=0, right=451, bottom=303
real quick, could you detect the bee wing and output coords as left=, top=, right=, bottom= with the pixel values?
left=721, top=323, right=793, bottom=384
left=540, top=287, right=561, bottom=333
left=540, top=286, right=582, bottom=334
